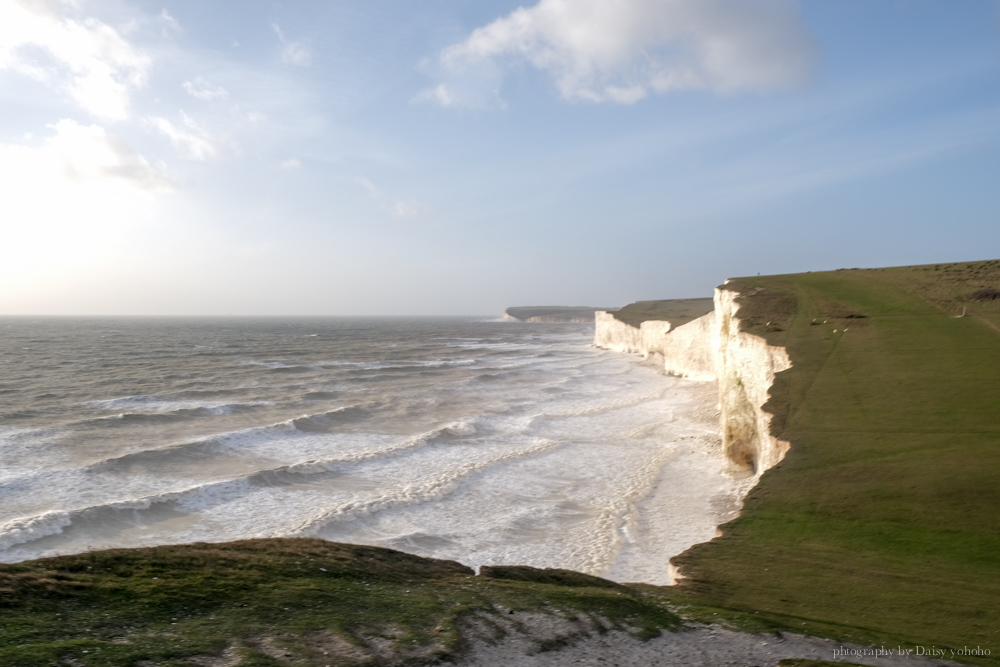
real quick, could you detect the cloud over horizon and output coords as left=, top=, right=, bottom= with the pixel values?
left=424, top=0, right=816, bottom=107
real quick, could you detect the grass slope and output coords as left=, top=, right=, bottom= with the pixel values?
left=0, top=539, right=680, bottom=667
left=671, top=260, right=1000, bottom=665
left=607, top=297, right=715, bottom=328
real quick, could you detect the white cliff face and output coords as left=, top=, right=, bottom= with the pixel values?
left=651, top=314, right=717, bottom=382
left=594, top=288, right=791, bottom=476
left=712, top=287, right=791, bottom=475
left=593, top=311, right=648, bottom=353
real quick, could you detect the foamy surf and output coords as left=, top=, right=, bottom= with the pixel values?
left=0, top=316, right=744, bottom=584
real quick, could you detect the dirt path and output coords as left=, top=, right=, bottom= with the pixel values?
left=455, top=613, right=965, bottom=667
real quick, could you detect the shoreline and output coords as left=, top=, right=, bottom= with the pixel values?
left=592, top=288, right=793, bottom=583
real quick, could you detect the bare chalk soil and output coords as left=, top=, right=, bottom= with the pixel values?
left=456, top=613, right=964, bottom=667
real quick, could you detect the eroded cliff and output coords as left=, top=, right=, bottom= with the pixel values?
left=712, top=287, right=791, bottom=474
left=594, top=288, right=790, bottom=475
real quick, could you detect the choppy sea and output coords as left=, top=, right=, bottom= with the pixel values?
left=0, top=317, right=750, bottom=584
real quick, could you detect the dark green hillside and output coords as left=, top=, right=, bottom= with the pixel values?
left=671, top=259, right=1000, bottom=665
left=0, top=539, right=679, bottom=667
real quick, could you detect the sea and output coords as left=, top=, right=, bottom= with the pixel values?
left=0, top=316, right=751, bottom=585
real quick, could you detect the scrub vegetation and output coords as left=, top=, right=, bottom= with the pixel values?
left=671, top=259, right=1000, bottom=666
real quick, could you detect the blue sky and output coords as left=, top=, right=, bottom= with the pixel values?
left=2, top=0, right=999, bottom=315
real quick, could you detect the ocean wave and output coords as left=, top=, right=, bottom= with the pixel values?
left=0, top=425, right=55, bottom=450
left=82, top=410, right=477, bottom=477
left=0, top=419, right=484, bottom=554
left=82, top=395, right=272, bottom=417
left=239, top=361, right=300, bottom=369
left=0, top=426, right=66, bottom=482
left=301, top=391, right=340, bottom=400
left=316, top=359, right=478, bottom=371
left=0, top=510, right=74, bottom=552
left=290, top=406, right=368, bottom=432
left=239, top=358, right=478, bottom=373
left=445, top=341, right=541, bottom=350
left=292, top=438, right=559, bottom=537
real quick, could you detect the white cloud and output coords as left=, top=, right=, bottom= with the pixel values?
left=355, top=175, right=426, bottom=218
left=391, top=201, right=422, bottom=218
left=182, top=76, right=228, bottom=101
left=0, top=0, right=151, bottom=119
left=42, top=118, right=171, bottom=190
left=0, top=119, right=170, bottom=288
left=148, top=113, right=219, bottom=161
left=425, top=0, right=816, bottom=107
left=279, top=158, right=302, bottom=169
left=356, top=175, right=380, bottom=194
left=272, top=23, right=311, bottom=67
left=158, top=9, right=180, bottom=33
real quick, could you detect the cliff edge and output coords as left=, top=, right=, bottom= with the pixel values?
left=594, top=289, right=790, bottom=475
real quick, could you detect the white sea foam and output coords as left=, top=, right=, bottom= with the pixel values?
left=0, top=511, right=74, bottom=552
left=0, top=426, right=68, bottom=482
left=83, top=395, right=272, bottom=415
left=0, top=317, right=743, bottom=584
left=240, top=361, right=300, bottom=369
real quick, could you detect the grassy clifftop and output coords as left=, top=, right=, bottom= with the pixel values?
left=671, top=259, right=1000, bottom=665
left=606, top=297, right=715, bottom=328
left=0, top=539, right=680, bottom=666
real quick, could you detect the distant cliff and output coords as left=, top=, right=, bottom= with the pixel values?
left=503, top=306, right=617, bottom=323
left=594, top=290, right=790, bottom=476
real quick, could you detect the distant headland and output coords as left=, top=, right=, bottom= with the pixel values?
left=501, top=305, right=617, bottom=322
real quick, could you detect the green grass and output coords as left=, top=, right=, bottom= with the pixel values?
left=607, top=297, right=715, bottom=328
left=0, top=539, right=681, bottom=666
left=671, top=260, right=1000, bottom=666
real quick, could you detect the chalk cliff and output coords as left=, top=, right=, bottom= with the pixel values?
left=712, top=287, right=791, bottom=474
left=594, top=287, right=790, bottom=475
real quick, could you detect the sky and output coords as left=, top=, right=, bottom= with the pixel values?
left=1, top=0, right=999, bottom=316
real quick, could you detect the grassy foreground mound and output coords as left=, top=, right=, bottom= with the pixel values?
left=0, top=538, right=680, bottom=666
left=671, top=260, right=1000, bottom=665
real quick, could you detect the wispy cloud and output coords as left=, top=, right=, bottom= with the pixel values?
left=355, top=176, right=426, bottom=218
left=147, top=113, right=220, bottom=161
left=356, top=175, right=379, bottom=194
left=422, top=0, right=816, bottom=108
left=182, top=76, right=228, bottom=101
left=44, top=118, right=172, bottom=191
left=272, top=23, right=311, bottom=67
left=0, top=0, right=151, bottom=119
left=279, top=158, right=302, bottom=169
left=158, top=9, right=180, bottom=34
